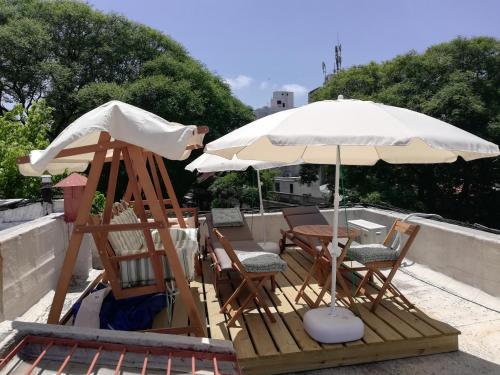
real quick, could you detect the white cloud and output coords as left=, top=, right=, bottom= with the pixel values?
left=281, top=83, right=308, bottom=96
left=259, top=81, right=278, bottom=90
left=224, top=75, right=253, bottom=90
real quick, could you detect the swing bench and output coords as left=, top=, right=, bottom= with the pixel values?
left=89, top=201, right=198, bottom=299
left=17, top=101, right=208, bottom=337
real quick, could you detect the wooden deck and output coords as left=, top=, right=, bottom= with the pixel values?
left=159, top=248, right=460, bottom=375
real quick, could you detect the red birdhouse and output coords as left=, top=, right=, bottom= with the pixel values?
left=54, top=173, right=88, bottom=222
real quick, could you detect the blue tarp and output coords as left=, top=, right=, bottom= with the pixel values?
left=72, top=283, right=167, bottom=331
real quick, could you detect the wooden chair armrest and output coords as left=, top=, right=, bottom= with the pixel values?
left=110, top=250, right=166, bottom=262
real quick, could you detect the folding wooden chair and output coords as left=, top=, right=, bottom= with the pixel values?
left=345, top=220, right=420, bottom=312
left=279, top=206, right=329, bottom=256
left=213, top=229, right=287, bottom=327
left=296, top=238, right=355, bottom=308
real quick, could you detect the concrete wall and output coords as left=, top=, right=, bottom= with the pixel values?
left=0, top=214, right=93, bottom=321
left=243, top=207, right=500, bottom=297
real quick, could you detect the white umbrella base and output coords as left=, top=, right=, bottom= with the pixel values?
left=303, top=307, right=364, bottom=344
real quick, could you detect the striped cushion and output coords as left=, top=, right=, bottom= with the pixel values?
left=108, top=208, right=144, bottom=255
left=119, top=227, right=199, bottom=288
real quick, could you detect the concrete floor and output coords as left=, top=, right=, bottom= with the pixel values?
left=16, top=263, right=500, bottom=375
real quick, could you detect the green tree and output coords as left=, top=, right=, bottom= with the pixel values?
left=0, top=0, right=254, bottom=201
left=311, top=37, right=500, bottom=227
left=0, top=101, right=52, bottom=198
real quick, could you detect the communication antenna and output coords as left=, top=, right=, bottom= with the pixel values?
left=334, top=33, right=342, bottom=74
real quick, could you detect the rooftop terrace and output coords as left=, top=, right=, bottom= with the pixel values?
left=0, top=207, right=498, bottom=374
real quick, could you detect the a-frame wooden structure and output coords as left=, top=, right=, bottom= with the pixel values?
left=17, top=129, right=208, bottom=337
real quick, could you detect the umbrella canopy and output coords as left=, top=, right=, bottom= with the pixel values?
left=185, top=153, right=286, bottom=173
left=19, top=100, right=206, bottom=176
left=206, top=98, right=499, bottom=164
left=205, top=97, right=499, bottom=339
left=186, top=153, right=292, bottom=243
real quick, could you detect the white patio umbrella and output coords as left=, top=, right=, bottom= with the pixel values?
left=205, top=96, right=500, bottom=343
left=186, top=153, right=289, bottom=243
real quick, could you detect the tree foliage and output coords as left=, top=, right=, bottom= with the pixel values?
left=0, top=0, right=254, bottom=199
left=311, top=37, right=500, bottom=227
left=208, top=169, right=277, bottom=209
left=0, top=101, right=52, bottom=198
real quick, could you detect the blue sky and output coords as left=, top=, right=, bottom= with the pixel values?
left=87, top=0, right=499, bottom=109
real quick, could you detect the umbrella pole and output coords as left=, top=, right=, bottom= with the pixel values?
left=330, top=145, right=341, bottom=314
left=257, top=169, right=266, bottom=242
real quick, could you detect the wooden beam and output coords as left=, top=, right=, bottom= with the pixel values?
left=122, top=147, right=166, bottom=293
left=154, top=153, right=186, bottom=228
left=74, top=221, right=165, bottom=233
left=129, top=146, right=204, bottom=337
left=16, top=140, right=126, bottom=165
left=47, top=132, right=110, bottom=324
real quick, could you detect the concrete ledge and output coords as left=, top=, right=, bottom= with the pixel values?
left=0, top=321, right=236, bottom=373
left=240, top=207, right=500, bottom=298
left=0, top=214, right=93, bottom=321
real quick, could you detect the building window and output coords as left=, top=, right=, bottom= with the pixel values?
left=282, top=103, right=285, bottom=107
left=289, top=184, right=294, bottom=194
left=277, top=100, right=281, bottom=105
left=275, top=182, right=280, bottom=192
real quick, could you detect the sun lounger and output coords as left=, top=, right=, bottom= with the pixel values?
left=204, top=208, right=281, bottom=295
left=213, top=228, right=287, bottom=326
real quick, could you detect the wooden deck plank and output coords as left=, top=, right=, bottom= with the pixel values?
left=239, top=334, right=458, bottom=375
left=370, top=302, right=422, bottom=339
left=217, top=278, right=257, bottom=360
left=275, top=266, right=344, bottom=351
left=201, top=262, right=231, bottom=341
left=265, top=287, right=322, bottom=352
left=258, top=288, right=302, bottom=355
left=197, top=248, right=459, bottom=374
left=224, top=275, right=279, bottom=358
left=413, top=307, right=461, bottom=335
left=190, top=273, right=208, bottom=337
left=380, top=301, right=441, bottom=337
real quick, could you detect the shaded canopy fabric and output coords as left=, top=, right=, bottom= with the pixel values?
left=205, top=98, right=499, bottom=165
left=19, top=101, right=205, bottom=176
left=185, top=153, right=289, bottom=173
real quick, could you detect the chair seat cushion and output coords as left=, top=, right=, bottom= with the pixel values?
left=212, top=240, right=280, bottom=270
left=347, top=244, right=398, bottom=264
left=235, top=251, right=288, bottom=273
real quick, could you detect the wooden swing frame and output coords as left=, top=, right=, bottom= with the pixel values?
left=17, top=129, right=208, bottom=337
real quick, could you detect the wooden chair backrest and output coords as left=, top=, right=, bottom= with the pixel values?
left=383, top=219, right=420, bottom=260
left=166, top=207, right=199, bottom=228
left=282, top=206, right=328, bottom=230
left=213, top=228, right=247, bottom=275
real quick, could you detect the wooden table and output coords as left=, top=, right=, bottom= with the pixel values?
left=292, top=225, right=357, bottom=242
left=292, top=225, right=358, bottom=308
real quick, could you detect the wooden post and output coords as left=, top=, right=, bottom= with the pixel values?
left=129, top=146, right=204, bottom=337
left=47, top=132, right=110, bottom=324
left=147, top=152, right=169, bottom=223
left=122, top=148, right=166, bottom=292
left=90, top=148, right=123, bottom=293
left=154, top=154, right=186, bottom=228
